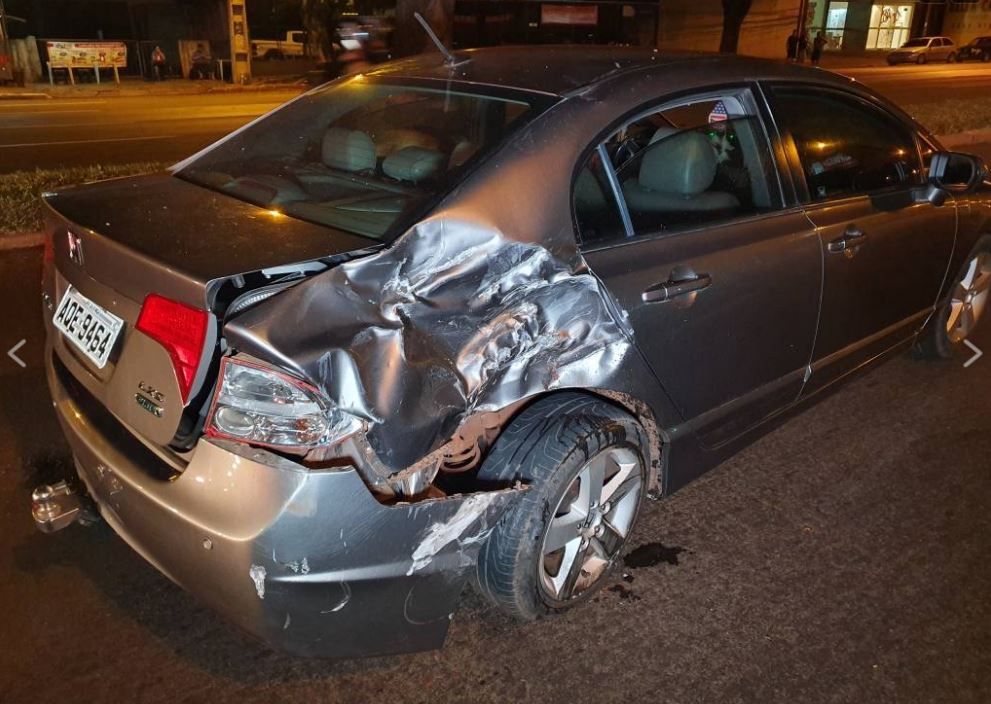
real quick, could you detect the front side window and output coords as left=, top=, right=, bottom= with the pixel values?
left=178, top=78, right=549, bottom=239
left=769, top=87, right=922, bottom=202
left=574, top=93, right=780, bottom=244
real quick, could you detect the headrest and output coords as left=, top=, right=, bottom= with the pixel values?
left=382, top=146, right=445, bottom=183
left=322, top=127, right=376, bottom=172
left=639, top=127, right=717, bottom=196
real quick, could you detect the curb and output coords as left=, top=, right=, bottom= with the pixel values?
left=0, top=92, right=53, bottom=100
left=0, top=83, right=306, bottom=100
left=0, top=232, right=44, bottom=251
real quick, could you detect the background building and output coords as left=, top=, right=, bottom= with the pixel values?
left=943, top=0, right=991, bottom=44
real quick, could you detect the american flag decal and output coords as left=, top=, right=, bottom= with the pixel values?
left=708, top=101, right=728, bottom=123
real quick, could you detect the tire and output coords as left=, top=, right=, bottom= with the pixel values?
left=982, top=52, right=990, bottom=63
left=475, top=393, right=649, bottom=620
left=915, top=235, right=991, bottom=359
left=947, top=52, right=957, bottom=63
left=917, top=54, right=927, bottom=64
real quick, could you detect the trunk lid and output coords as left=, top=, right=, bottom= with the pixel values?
left=44, top=173, right=378, bottom=450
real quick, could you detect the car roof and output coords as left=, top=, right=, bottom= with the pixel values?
left=364, top=45, right=849, bottom=97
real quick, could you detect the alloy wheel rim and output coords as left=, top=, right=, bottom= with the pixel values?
left=947, top=252, right=991, bottom=343
left=538, top=446, right=642, bottom=602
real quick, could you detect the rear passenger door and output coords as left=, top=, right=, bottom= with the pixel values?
left=578, top=88, right=822, bottom=448
left=766, top=85, right=956, bottom=392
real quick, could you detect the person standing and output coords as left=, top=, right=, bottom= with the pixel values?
left=151, top=45, right=166, bottom=81
left=811, top=31, right=827, bottom=65
left=797, top=31, right=810, bottom=63
left=786, top=30, right=799, bottom=61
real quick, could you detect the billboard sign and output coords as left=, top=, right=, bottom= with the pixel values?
left=541, top=4, right=599, bottom=25
left=46, top=41, right=127, bottom=68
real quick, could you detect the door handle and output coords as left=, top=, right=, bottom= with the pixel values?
left=828, top=225, right=867, bottom=254
left=642, top=272, right=712, bottom=303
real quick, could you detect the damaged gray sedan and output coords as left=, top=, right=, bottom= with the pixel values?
left=36, top=46, right=991, bottom=657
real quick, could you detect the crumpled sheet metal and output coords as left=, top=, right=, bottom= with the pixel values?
left=226, top=213, right=634, bottom=475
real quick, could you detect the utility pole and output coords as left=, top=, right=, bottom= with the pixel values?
left=227, top=0, right=251, bottom=83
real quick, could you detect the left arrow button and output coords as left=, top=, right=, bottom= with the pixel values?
left=8, top=339, right=26, bottom=368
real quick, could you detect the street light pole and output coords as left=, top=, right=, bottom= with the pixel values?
left=227, top=0, right=251, bottom=83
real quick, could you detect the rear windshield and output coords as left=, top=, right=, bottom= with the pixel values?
left=177, top=77, right=549, bottom=239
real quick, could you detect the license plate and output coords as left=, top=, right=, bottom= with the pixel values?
left=53, top=287, right=124, bottom=369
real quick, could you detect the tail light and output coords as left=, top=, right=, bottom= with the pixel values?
left=135, top=294, right=209, bottom=403
left=205, top=356, right=361, bottom=451
left=42, top=231, right=55, bottom=266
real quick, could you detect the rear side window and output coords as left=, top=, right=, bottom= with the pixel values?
left=768, top=87, right=922, bottom=202
left=574, top=92, right=780, bottom=245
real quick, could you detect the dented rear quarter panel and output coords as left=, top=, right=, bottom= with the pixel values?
left=222, top=91, right=686, bottom=483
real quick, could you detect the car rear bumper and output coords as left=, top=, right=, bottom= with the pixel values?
left=45, top=345, right=522, bottom=658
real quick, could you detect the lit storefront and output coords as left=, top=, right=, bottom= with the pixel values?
left=865, top=3, right=914, bottom=48
left=811, top=0, right=918, bottom=51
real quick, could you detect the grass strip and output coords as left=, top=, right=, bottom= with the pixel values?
left=0, top=162, right=164, bottom=235
left=905, top=98, right=991, bottom=137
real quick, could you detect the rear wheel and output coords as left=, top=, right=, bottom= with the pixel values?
left=475, top=393, right=648, bottom=620
left=982, top=52, right=991, bottom=63
left=947, top=52, right=957, bottom=63
left=915, top=237, right=991, bottom=359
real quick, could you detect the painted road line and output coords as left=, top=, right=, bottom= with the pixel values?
left=0, top=110, right=102, bottom=117
left=0, top=134, right=178, bottom=148
left=0, top=100, right=107, bottom=108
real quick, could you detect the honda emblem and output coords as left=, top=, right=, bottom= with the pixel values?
left=67, top=231, right=84, bottom=267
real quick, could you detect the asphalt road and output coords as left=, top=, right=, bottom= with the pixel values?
left=843, top=63, right=991, bottom=105
left=0, top=63, right=989, bottom=173
left=3, top=215, right=991, bottom=702
left=0, top=90, right=299, bottom=173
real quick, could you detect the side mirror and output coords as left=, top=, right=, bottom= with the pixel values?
left=929, top=151, right=988, bottom=194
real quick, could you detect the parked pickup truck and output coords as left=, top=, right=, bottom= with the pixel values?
left=251, top=31, right=306, bottom=59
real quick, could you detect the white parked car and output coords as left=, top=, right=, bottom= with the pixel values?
left=251, top=30, right=306, bottom=60
left=887, top=36, right=956, bottom=65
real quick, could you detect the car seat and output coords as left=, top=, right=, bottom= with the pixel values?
left=622, top=127, right=740, bottom=214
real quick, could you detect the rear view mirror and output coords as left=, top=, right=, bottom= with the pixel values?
left=929, top=151, right=988, bottom=194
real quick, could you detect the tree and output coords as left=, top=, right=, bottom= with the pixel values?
left=299, top=0, right=339, bottom=61
left=289, top=0, right=354, bottom=62
left=719, top=0, right=753, bottom=53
